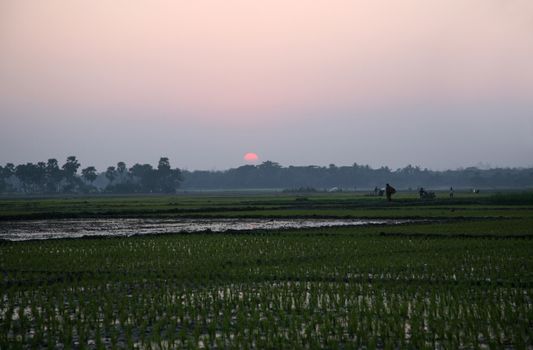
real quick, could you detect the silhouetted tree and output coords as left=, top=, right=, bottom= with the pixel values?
left=130, top=163, right=156, bottom=192
left=45, top=159, right=63, bottom=193
left=105, top=166, right=117, bottom=184
left=15, top=163, right=45, bottom=193
left=2, top=157, right=533, bottom=194
left=116, top=161, right=130, bottom=183
left=117, top=162, right=127, bottom=175
left=0, top=165, right=6, bottom=192
left=14, top=164, right=30, bottom=192
left=35, top=162, right=47, bottom=191
left=156, top=157, right=182, bottom=193
left=1, top=163, right=15, bottom=192
left=105, top=162, right=137, bottom=193
left=181, top=163, right=533, bottom=190
left=62, top=156, right=80, bottom=177
left=82, top=166, right=97, bottom=184
left=158, top=157, right=171, bottom=172
left=62, top=156, right=81, bottom=192
left=3, top=163, right=15, bottom=177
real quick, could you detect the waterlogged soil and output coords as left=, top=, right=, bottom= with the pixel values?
left=0, top=218, right=416, bottom=241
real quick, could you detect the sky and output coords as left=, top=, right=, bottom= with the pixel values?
left=1, top=0, right=533, bottom=171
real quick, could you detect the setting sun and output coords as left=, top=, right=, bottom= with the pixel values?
left=243, top=152, right=259, bottom=163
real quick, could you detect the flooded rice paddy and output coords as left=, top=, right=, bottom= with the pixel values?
left=0, top=218, right=415, bottom=241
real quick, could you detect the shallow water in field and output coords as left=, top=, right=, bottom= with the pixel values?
left=0, top=218, right=415, bottom=241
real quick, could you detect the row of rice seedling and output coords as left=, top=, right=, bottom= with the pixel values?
left=2, top=280, right=531, bottom=348
left=1, top=229, right=532, bottom=348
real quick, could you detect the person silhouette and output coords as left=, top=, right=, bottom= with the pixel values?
left=385, top=183, right=396, bottom=201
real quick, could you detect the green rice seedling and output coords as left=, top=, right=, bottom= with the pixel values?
left=1, top=197, right=533, bottom=348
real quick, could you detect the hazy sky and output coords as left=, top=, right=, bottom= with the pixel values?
left=1, top=0, right=532, bottom=170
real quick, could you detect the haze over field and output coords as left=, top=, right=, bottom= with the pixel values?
left=1, top=0, right=533, bottom=170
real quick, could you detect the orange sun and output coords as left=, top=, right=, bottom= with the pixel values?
left=243, top=152, right=259, bottom=163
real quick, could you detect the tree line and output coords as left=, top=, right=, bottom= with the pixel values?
left=0, top=157, right=182, bottom=194
left=181, top=161, right=533, bottom=190
left=1, top=158, right=532, bottom=194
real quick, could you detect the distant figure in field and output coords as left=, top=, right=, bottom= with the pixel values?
left=385, top=183, right=396, bottom=201
left=374, top=186, right=379, bottom=196
left=419, top=187, right=436, bottom=199
left=449, top=187, right=454, bottom=198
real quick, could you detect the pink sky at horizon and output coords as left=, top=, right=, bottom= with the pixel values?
left=1, top=0, right=533, bottom=170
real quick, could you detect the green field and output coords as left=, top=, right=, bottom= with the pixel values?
left=1, top=192, right=532, bottom=348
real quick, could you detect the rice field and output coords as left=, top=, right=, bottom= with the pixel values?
left=1, top=192, right=532, bottom=348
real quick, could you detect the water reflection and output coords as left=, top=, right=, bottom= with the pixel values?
left=0, top=218, right=415, bottom=241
